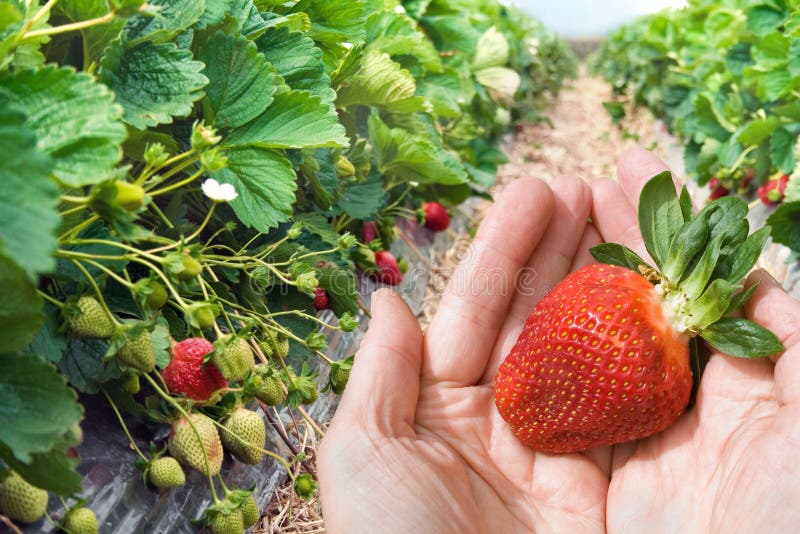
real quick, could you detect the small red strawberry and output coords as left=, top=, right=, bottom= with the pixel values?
left=361, top=221, right=377, bottom=243
left=707, top=177, right=729, bottom=200
left=423, top=202, right=450, bottom=232
left=312, top=287, right=329, bottom=311
left=495, top=172, right=783, bottom=453
left=163, top=338, right=227, bottom=401
left=369, top=250, right=402, bottom=285
left=757, top=174, right=790, bottom=206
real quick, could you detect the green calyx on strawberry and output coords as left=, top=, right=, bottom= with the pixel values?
left=146, top=456, right=186, bottom=489
left=293, top=473, right=317, bottom=499
left=62, top=506, right=99, bottom=534
left=495, top=171, right=784, bottom=454
left=220, top=407, right=266, bottom=464
left=65, top=296, right=116, bottom=339
left=251, top=364, right=285, bottom=406
left=168, top=413, right=224, bottom=476
left=133, top=278, right=168, bottom=311
left=205, top=489, right=258, bottom=534
left=285, top=364, right=319, bottom=406
left=163, top=338, right=227, bottom=401
left=0, top=470, right=48, bottom=524
left=184, top=301, right=219, bottom=330
left=212, top=335, right=255, bottom=382
left=88, top=179, right=147, bottom=220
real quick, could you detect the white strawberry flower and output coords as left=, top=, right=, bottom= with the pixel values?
left=394, top=5, right=406, bottom=14
left=201, top=178, right=238, bottom=202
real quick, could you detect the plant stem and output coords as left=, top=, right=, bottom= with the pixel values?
left=24, top=11, right=115, bottom=39
left=37, top=290, right=64, bottom=309
left=147, top=168, right=205, bottom=197
left=259, top=403, right=317, bottom=478
left=69, top=259, right=122, bottom=327
left=102, top=389, right=149, bottom=462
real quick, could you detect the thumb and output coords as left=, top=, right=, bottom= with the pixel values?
left=335, top=288, right=423, bottom=435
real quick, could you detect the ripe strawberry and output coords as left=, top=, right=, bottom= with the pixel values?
left=117, top=329, right=155, bottom=373
left=241, top=495, right=259, bottom=527
left=163, top=338, right=227, bottom=401
left=369, top=250, right=403, bottom=285
left=707, top=177, right=729, bottom=200
left=208, top=510, right=244, bottom=534
left=312, top=287, right=329, bottom=311
left=66, top=296, right=115, bottom=338
left=220, top=408, right=265, bottom=464
left=0, top=470, right=48, bottom=523
left=495, top=172, right=783, bottom=453
left=62, top=506, right=98, bottom=534
left=423, top=201, right=450, bottom=232
left=361, top=221, right=377, bottom=243
left=148, top=456, right=186, bottom=489
left=757, top=174, right=790, bottom=206
left=212, top=335, right=255, bottom=382
left=168, top=413, right=223, bottom=476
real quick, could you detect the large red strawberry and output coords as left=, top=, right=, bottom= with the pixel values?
left=369, top=250, right=403, bottom=285
left=164, top=338, right=228, bottom=401
left=495, top=171, right=784, bottom=453
left=423, top=202, right=450, bottom=232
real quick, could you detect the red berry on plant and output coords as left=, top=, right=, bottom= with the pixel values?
left=313, top=287, right=329, bottom=311
left=757, top=175, right=789, bottom=206
left=707, top=177, right=729, bottom=200
left=423, top=202, right=450, bottom=232
left=369, top=250, right=403, bottom=285
left=163, top=338, right=227, bottom=401
left=361, top=221, right=377, bottom=243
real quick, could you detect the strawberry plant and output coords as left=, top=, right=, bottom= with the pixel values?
left=0, top=0, right=575, bottom=529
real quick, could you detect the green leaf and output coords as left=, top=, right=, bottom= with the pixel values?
left=693, top=278, right=737, bottom=330
left=100, top=40, right=208, bottom=130
left=368, top=114, right=467, bottom=185
left=0, top=98, right=58, bottom=279
left=679, top=186, right=693, bottom=222
left=0, top=258, right=44, bottom=354
left=22, top=305, right=66, bottom=364
left=746, top=5, right=787, bottom=36
left=59, top=337, right=120, bottom=394
left=57, top=0, right=125, bottom=62
left=701, top=317, right=784, bottom=358
left=693, top=93, right=733, bottom=141
left=366, top=9, right=442, bottom=72
left=123, top=0, right=204, bottom=44
left=725, top=283, right=759, bottom=316
left=726, top=43, right=753, bottom=75
left=662, top=212, right=710, bottom=283
left=788, top=38, right=800, bottom=76
left=602, top=101, right=626, bottom=125
left=317, top=264, right=358, bottom=317
left=224, top=90, right=348, bottom=149
left=760, top=69, right=791, bottom=101
left=337, top=49, right=428, bottom=113
left=475, top=66, right=521, bottom=105
left=0, top=352, right=83, bottom=463
left=0, top=439, right=82, bottom=495
left=638, top=171, right=682, bottom=268
left=473, top=26, right=509, bottom=70
left=290, top=0, right=366, bottom=47
left=680, top=234, right=722, bottom=297
left=200, top=31, right=278, bottom=129
left=211, top=147, right=297, bottom=231
left=770, top=127, right=796, bottom=173
left=337, top=169, right=385, bottom=220
left=590, top=243, right=649, bottom=272
left=1, top=66, right=126, bottom=186
left=737, top=116, right=781, bottom=146
left=727, top=226, right=770, bottom=285
left=767, top=201, right=800, bottom=250
left=0, top=2, right=22, bottom=34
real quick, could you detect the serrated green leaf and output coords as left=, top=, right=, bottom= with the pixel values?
left=100, top=40, right=208, bottom=130
left=727, top=226, right=770, bottom=285
left=0, top=3, right=22, bottom=34
left=224, top=90, right=347, bottom=149
left=702, top=317, right=784, bottom=358
left=301, top=148, right=339, bottom=209
left=59, top=337, right=120, bottom=393
left=211, top=146, right=296, bottom=231
left=638, top=171, right=682, bottom=268
left=0, top=258, right=44, bottom=354
left=200, top=31, right=277, bottom=129
left=0, top=352, right=83, bottom=463
left=693, top=93, right=733, bottom=141
left=590, top=243, right=649, bottom=272
left=22, top=305, right=66, bottom=364
left=767, top=201, right=800, bottom=250
left=473, top=25, right=509, bottom=70
left=366, top=9, right=441, bottom=72
left=737, top=116, right=781, bottom=146
left=746, top=5, right=787, bottom=36
left=337, top=169, right=385, bottom=219
left=770, top=127, right=796, bottom=173
left=337, top=49, right=427, bottom=112
left=290, top=0, right=366, bottom=47
left=788, top=39, right=800, bottom=76
left=123, top=0, right=204, bottom=44
left=0, top=99, right=58, bottom=279
left=368, top=114, right=467, bottom=185
left=760, top=69, right=791, bottom=101
left=1, top=66, right=126, bottom=186
left=199, top=0, right=267, bottom=36
left=0, top=438, right=82, bottom=495
left=476, top=66, right=521, bottom=105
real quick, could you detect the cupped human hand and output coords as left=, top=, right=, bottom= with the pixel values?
left=592, top=149, right=800, bottom=533
left=318, top=173, right=611, bottom=533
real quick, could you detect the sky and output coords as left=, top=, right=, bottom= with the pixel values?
left=507, top=0, right=688, bottom=37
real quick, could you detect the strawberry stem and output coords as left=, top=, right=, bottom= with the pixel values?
left=102, top=389, right=149, bottom=463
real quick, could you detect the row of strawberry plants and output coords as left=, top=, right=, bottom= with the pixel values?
left=0, top=0, right=576, bottom=531
left=591, top=0, right=800, bottom=258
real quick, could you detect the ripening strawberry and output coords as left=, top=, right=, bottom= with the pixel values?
left=312, top=287, right=329, bottom=311
left=369, top=250, right=402, bottom=285
left=495, top=172, right=784, bottom=453
left=757, top=174, right=790, bottom=206
left=212, top=335, right=255, bottom=382
left=423, top=202, right=450, bottom=232
left=168, top=413, right=223, bottom=476
left=707, top=177, right=729, bottom=200
left=163, top=338, right=227, bottom=401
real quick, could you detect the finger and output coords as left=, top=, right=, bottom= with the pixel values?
left=617, top=147, right=673, bottom=208
left=744, top=269, right=800, bottom=360
left=482, top=175, right=591, bottom=382
left=424, top=178, right=555, bottom=387
left=335, top=288, right=423, bottom=435
left=570, top=224, right=603, bottom=272
left=591, top=178, right=649, bottom=259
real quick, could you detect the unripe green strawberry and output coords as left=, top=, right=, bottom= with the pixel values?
left=208, top=510, right=244, bottom=534
left=293, top=474, right=317, bottom=499
left=257, top=340, right=273, bottom=358
left=134, top=278, right=168, bottom=310
left=117, top=329, right=155, bottom=372
left=255, top=374, right=284, bottom=406
left=213, top=335, right=255, bottom=382
left=241, top=495, right=259, bottom=528
left=168, top=413, right=223, bottom=476
left=122, top=373, right=140, bottom=394
left=187, top=303, right=217, bottom=330
left=148, top=457, right=185, bottom=489
left=274, top=335, right=289, bottom=359
left=302, top=387, right=318, bottom=405
left=335, top=156, right=355, bottom=177
left=178, top=255, right=203, bottom=281
left=220, top=408, right=265, bottom=465
left=66, top=296, right=115, bottom=338
left=62, top=506, right=98, bottom=534
left=0, top=470, right=48, bottom=523
left=329, top=364, right=350, bottom=395
left=113, top=180, right=145, bottom=211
